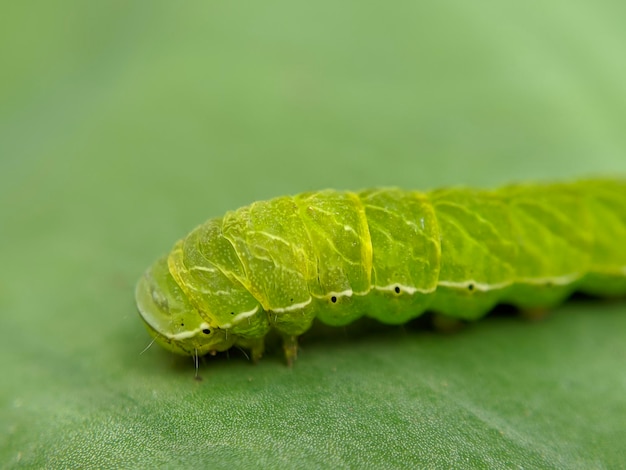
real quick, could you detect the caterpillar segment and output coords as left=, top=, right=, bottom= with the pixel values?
left=135, top=178, right=626, bottom=364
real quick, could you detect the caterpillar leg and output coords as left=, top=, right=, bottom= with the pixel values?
left=236, top=337, right=265, bottom=363
left=250, top=338, right=265, bottom=363
left=282, top=335, right=299, bottom=367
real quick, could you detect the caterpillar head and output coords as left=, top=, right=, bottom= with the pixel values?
left=135, top=257, right=236, bottom=356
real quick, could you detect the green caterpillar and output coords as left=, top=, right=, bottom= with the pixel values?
left=135, top=178, right=626, bottom=364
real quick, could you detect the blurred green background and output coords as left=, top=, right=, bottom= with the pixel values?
left=1, top=1, right=625, bottom=468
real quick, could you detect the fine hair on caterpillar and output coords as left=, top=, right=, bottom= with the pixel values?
left=135, top=178, right=626, bottom=367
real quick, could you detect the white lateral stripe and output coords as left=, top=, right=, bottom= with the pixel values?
left=271, top=298, right=312, bottom=313
left=167, top=330, right=197, bottom=340
left=327, top=289, right=353, bottom=298
left=311, top=290, right=352, bottom=300
left=374, top=284, right=434, bottom=295
left=231, top=306, right=260, bottom=323
left=437, top=273, right=584, bottom=292
left=167, top=322, right=212, bottom=341
left=519, top=273, right=582, bottom=286
left=184, top=270, right=607, bottom=326
left=437, top=280, right=511, bottom=291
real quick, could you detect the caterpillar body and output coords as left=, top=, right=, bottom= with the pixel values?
left=135, top=178, right=626, bottom=364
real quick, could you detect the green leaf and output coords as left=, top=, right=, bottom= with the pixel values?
left=1, top=1, right=625, bottom=468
